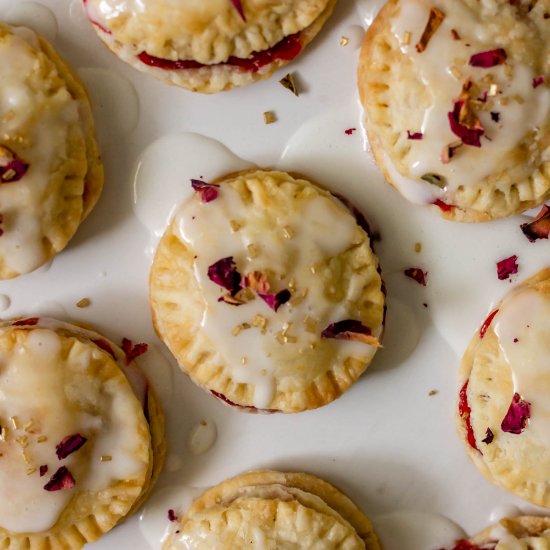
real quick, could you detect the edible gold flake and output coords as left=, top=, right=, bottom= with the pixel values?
left=241, top=357, right=248, bottom=365
left=21, top=451, right=30, bottom=464
left=26, top=467, right=37, bottom=476
left=16, top=436, right=28, bottom=448
left=415, top=242, right=422, bottom=253
left=339, top=36, right=349, bottom=46
left=37, top=436, right=47, bottom=443
left=23, top=419, right=34, bottom=431
left=264, top=111, right=277, bottom=124
left=100, top=455, right=112, bottom=462
left=229, top=220, right=242, bottom=232
left=247, top=244, right=259, bottom=258
left=488, top=83, right=498, bottom=96
left=402, top=31, right=411, bottom=46
left=450, top=66, right=462, bottom=80
left=0, top=427, right=7, bottom=441
left=303, top=316, right=318, bottom=333
left=282, top=226, right=294, bottom=240
left=10, top=417, right=18, bottom=430
left=76, top=298, right=91, bottom=308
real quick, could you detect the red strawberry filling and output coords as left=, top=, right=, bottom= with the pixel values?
left=210, top=390, right=278, bottom=413
left=137, top=33, right=303, bottom=74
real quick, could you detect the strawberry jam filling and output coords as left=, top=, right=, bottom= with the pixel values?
left=137, top=33, right=303, bottom=74
left=459, top=380, right=480, bottom=452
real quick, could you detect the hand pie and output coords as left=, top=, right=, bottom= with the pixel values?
left=444, top=516, right=550, bottom=549
left=0, top=317, right=165, bottom=549
left=164, top=470, right=380, bottom=549
left=83, top=0, right=337, bottom=93
left=358, top=0, right=550, bottom=222
left=150, top=169, right=385, bottom=413
left=458, top=268, right=550, bottom=506
left=0, top=23, right=103, bottom=278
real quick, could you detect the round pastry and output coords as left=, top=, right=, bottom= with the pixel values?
left=458, top=268, right=550, bottom=507
left=150, top=169, right=385, bottom=413
left=444, top=516, right=550, bottom=549
left=0, top=317, right=165, bottom=549
left=83, top=0, right=337, bottom=93
left=358, top=0, right=550, bottom=222
left=0, top=23, right=103, bottom=279
left=164, top=470, right=380, bottom=549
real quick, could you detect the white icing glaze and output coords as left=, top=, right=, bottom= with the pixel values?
left=5, top=3, right=59, bottom=43
left=0, top=294, right=10, bottom=312
left=354, top=0, right=386, bottom=26
left=373, top=511, right=466, bottom=550
left=489, top=504, right=522, bottom=523
left=187, top=420, right=217, bottom=456
left=176, top=182, right=379, bottom=409
left=388, top=0, right=550, bottom=204
left=0, top=318, right=148, bottom=532
left=494, top=289, right=550, bottom=448
left=0, top=28, right=81, bottom=274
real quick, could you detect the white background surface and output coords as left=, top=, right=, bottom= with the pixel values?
left=0, top=0, right=548, bottom=548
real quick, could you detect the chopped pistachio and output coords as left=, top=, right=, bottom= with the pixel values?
left=263, top=111, right=277, bottom=124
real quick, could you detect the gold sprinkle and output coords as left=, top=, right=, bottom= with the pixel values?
left=285, top=336, right=297, bottom=344
left=37, top=436, right=47, bottom=443
left=488, top=83, right=498, bottom=96
left=229, top=220, right=242, bottom=232
left=76, top=298, right=91, bottom=308
left=241, top=357, right=248, bottom=365
left=339, top=36, right=349, bottom=46
left=310, top=265, right=317, bottom=274
left=263, top=111, right=277, bottom=125
left=23, top=419, right=34, bottom=431
left=450, top=66, right=462, bottom=80
left=402, top=31, right=411, bottom=46
left=288, top=278, right=296, bottom=291
left=309, top=343, right=317, bottom=350
left=504, top=65, right=513, bottom=78
left=3, top=169, right=16, bottom=180
left=232, top=325, right=242, bottom=336
left=21, top=451, right=30, bottom=464
left=252, top=315, right=267, bottom=330
left=26, top=467, right=37, bottom=476
left=100, top=455, right=112, bottom=462
left=16, top=436, right=28, bottom=448
left=303, top=316, right=318, bottom=333
left=512, top=94, right=525, bottom=105
left=500, top=96, right=510, bottom=106
left=429, top=390, right=438, bottom=396
left=282, top=226, right=294, bottom=240
left=247, top=244, right=259, bottom=258
left=415, top=242, right=422, bottom=253
left=10, top=417, right=18, bottom=430
left=0, top=427, right=7, bottom=441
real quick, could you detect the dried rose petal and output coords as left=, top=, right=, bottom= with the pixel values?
left=321, top=320, right=381, bottom=347
left=218, top=294, right=246, bottom=306
left=447, top=541, right=489, bottom=550
left=43, top=466, right=75, bottom=492
left=404, top=268, right=428, bottom=286
left=415, top=7, right=446, bottom=53
left=259, top=289, right=291, bottom=312
left=92, top=338, right=116, bottom=359
left=39, top=465, right=48, bottom=477
left=448, top=99, right=485, bottom=147
left=480, top=309, right=499, bottom=338
left=12, top=317, right=40, bottom=326
left=469, top=48, right=507, bottom=68
left=482, top=428, right=494, bottom=444
left=441, top=141, right=463, bottom=163
left=210, top=389, right=279, bottom=413
left=501, top=393, right=531, bottom=434
left=450, top=29, right=461, bottom=40
left=191, top=179, right=219, bottom=203
left=0, top=146, right=29, bottom=184
left=490, top=111, right=500, bottom=123
left=344, top=128, right=356, bottom=135
left=478, top=90, right=488, bottom=103
left=168, top=509, right=178, bottom=522
left=56, top=434, right=87, bottom=460
left=533, top=76, right=545, bottom=88
left=459, top=380, right=479, bottom=452
left=244, top=271, right=271, bottom=294
left=122, top=338, right=148, bottom=365
left=496, top=255, right=518, bottom=280
left=230, top=0, right=246, bottom=21
left=207, top=257, right=242, bottom=296
left=521, top=204, right=550, bottom=242
left=407, top=131, right=423, bottom=140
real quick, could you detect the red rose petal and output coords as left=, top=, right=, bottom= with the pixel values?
left=532, top=76, right=545, bottom=88
left=407, top=131, right=423, bottom=140
left=481, top=428, right=494, bottom=444
left=56, top=434, right=87, bottom=460
left=344, top=128, right=357, bottom=135
left=520, top=204, right=550, bottom=242
left=496, top=255, right=518, bottom=280
left=210, top=390, right=278, bottom=413
left=168, top=509, right=178, bottom=522
left=259, top=290, right=291, bottom=312
left=43, top=466, right=75, bottom=492
left=468, top=48, right=507, bottom=68
left=480, top=309, right=499, bottom=339
left=191, top=179, right=219, bottom=203
left=207, top=257, right=242, bottom=296
left=321, top=320, right=381, bottom=346
left=404, top=268, right=428, bottom=286
left=229, top=0, right=246, bottom=20
left=122, top=338, right=148, bottom=365
left=448, top=100, right=485, bottom=147
left=39, top=465, right=48, bottom=477
left=11, top=317, right=39, bottom=326
left=459, top=380, right=479, bottom=452
left=501, top=393, right=531, bottom=434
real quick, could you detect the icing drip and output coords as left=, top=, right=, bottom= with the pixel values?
left=175, top=182, right=379, bottom=409
left=387, top=0, right=550, bottom=204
